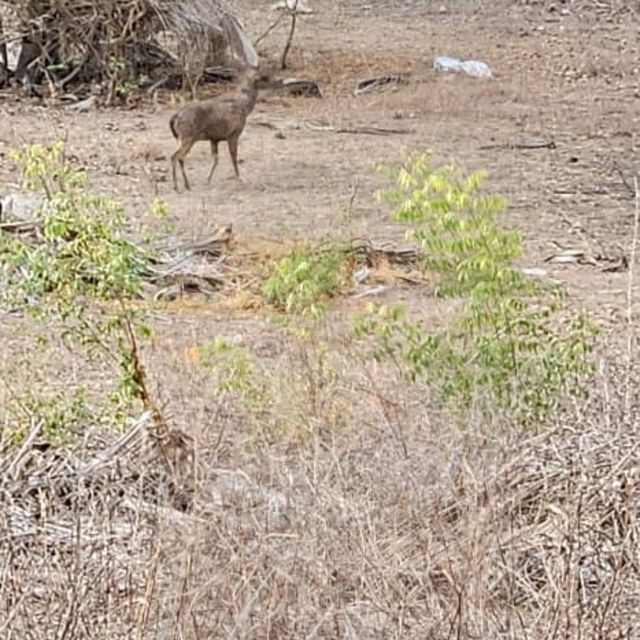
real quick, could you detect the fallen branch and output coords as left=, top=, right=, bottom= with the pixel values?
left=544, top=243, right=628, bottom=271
left=479, top=138, right=556, bottom=151
left=335, top=125, right=416, bottom=136
left=353, top=74, right=410, bottom=96
left=280, top=0, right=299, bottom=70
left=304, top=120, right=415, bottom=136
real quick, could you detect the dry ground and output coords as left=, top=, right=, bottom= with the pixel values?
left=1, top=1, right=640, bottom=637
left=2, top=1, right=639, bottom=317
left=2, top=0, right=638, bottom=404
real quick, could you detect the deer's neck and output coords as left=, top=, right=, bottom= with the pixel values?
left=237, top=83, right=258, bottom=114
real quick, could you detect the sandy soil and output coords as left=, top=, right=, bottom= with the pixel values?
left=1, top=0, right=638, bottom=410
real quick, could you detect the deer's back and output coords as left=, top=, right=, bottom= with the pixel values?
left=173, top=99, right=249, bottom=142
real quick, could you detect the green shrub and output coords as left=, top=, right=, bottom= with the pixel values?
left=4, top=389, right=91, bottom=447
left=1, top=142, right=161, bottom=439
left=196, top=337, right=264, bottom=403
left=262, top=246, right=350, bottom=316
left=376, top=151, right=524, bottom=298
left=355, top=152, right=598, bottom=427
left=3, top=142, right=148, bottom=312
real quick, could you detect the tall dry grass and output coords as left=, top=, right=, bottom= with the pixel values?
left=1, top=329, right=638, bottom=639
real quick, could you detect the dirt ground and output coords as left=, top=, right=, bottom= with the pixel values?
left=2, top=2, right=640, bottom=636
left=2, top=0, right=639, bottom=317
left=0, top=0, right=638, bottom=410
left=0, top=0, right=637, bottom=416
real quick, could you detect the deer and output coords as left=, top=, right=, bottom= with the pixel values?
left=169, top=66, right=276, bottom=192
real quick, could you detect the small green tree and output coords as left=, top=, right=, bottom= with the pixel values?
left=196, top=336, right=267, bottom=407
left=376, top=152, right=524, bottom=298
left=1, top=142, right=159, bottom=442
left=3, top=143, right=147, bottom=310
left=355, top=152, right=597, bottom=427
left=262, top=245, right=350, bottom=317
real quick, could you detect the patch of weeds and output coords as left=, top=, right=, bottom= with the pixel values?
left=4, top=389, right=92, bottom=447
left=294, top=337, right=345, bottom=427
left=1, top=142, right=163, bottom=439
left=143, top=197, right=176, bottom=243
left=355, top=152, right=598, bottom=427
left=195, top=333, right=351, bottom=445
left=262, top=245, right=351, bottom=317
left=196, top=337, right=267, bottom=407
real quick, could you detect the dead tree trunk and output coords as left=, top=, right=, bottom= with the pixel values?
left=15, top=38, right=39, bottom=85
left=0, top=13, right=8, bottom=86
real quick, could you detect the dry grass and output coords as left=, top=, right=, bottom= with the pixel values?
left=1, top=320, right=639, bottom=638
left=2, top=1, right=640, bottom=637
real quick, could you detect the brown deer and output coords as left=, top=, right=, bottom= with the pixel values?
left=169, top=67, right=276, bottom=192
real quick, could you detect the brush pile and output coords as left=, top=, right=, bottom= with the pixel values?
left=1, top=387, right=638, bottom=636
left=0, top=0, right=257, bottom=97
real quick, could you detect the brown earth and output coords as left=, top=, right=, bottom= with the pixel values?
left=2, top=0, right=638, bottom=474
left=1, top=1, right=639, bottom=636
left=2, top=0, right=638, bottom=395
left=2, top=1, right=638, bottom=317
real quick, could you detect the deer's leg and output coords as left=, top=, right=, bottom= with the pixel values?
left=171, top=149, right=180, bottom=191
left=207, top=140, right=219, bottom=184
left=0, top=16, right=5, bottom=71
left=171, top=138, right=194, bottom=192
left=227, top=134, right=240, bottom=179
left=0, top=17, right=7, bottom=74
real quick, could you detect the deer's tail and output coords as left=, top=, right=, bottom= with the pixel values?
left=169, top=114, right=179, bottom=139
